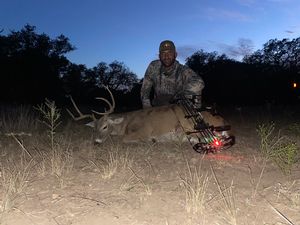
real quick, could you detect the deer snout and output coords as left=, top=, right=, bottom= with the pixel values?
left=95, top=138, right=104, bottom=144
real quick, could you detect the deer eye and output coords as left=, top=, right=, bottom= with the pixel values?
left=102, top=125, right=108, bottom=130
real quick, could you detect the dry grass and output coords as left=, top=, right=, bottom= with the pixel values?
left=0, top=104, right=39, bottom=133
left=88, top=145, right=133, bottom=180
left=211, top=165, right=237, bottom=225
left=35, top=99, right=74, bottom=187
left=0, top=139, right=34, bottom=217
left=49, top=140, right=74, bottom=187
left=0, top=104, right=300, bottom=224
left=120, top=167, right=152, bottom=195
left=276, top=180, right=300, bottom=208
left=0, top=157, right=33, bottom=214
left=179, top=159, right=210, bottom=214
left=248, top=160, right=267, bottom=198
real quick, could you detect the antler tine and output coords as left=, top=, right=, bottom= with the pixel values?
left=104, top=86, right=115, bottom=110
left=92, top=97, right=114, bottom=115
left=92, top=86, right=115, bottom=115
left=67, top=95, right=96, bottom=121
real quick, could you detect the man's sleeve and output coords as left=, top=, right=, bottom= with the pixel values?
left=183, top=67, right=205, bottom=96
left=140, top=62, right=155, bottom=107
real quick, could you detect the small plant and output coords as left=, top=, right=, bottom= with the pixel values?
left=35, top=99, right=62, bottom=150
left=257, top=122, right=276, bottom=156
left=36, top=99, right=73, bottom=187
left=270, top=138, right=298, bottom=175
left=257, top=122, right=299, bottom=174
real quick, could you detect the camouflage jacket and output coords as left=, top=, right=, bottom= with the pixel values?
left=140, top=60, right=205, bottom=107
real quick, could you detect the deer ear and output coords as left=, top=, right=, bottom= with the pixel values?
left=85, top=121, right=95, bottom=128
left=108, top=117, right=124, bottom=124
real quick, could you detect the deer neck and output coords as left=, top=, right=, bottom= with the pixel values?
left=109, top=114, right=127, bottom=135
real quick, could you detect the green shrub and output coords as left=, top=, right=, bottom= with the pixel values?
left=257, top=122, right=299, bottom=174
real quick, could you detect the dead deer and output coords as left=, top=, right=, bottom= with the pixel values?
left=67, top=87, right=233, bottom=146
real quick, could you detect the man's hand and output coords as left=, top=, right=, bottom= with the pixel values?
left=192, top=95, right=202, bottom=109
left=142, top=99, right=152, bottom=109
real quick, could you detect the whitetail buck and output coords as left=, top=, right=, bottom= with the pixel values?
left=67, top=87, right=234, bottom=151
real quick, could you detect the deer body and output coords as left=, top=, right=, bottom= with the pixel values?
left=89, top=104, right=229, bottom=143
left=67, top=87, right=231, bottom=144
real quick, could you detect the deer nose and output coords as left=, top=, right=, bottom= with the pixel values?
left=95, top=138, right=103, bottom=144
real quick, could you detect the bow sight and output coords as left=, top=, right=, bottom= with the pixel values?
left=176, top=95, right=235, bottom=153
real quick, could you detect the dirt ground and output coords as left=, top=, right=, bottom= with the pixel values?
left=0, top=104, right=300, bottom=225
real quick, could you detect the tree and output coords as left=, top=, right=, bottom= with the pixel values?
left=244, top=37, right=300, bottom=70
left=91, top=61, right=138, bottom=92
left=62, top=63, right=88, bottom=99
left=0, top=24, right=75, bottom=103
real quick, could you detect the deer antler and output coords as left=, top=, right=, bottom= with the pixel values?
left=66, top=95, right=97, bottom=121
left=67, top=86, right=116, bottom=120
left=92, top=86, right=115, bottom=116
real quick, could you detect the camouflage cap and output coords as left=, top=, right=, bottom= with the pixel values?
left=159, top=40, right=176, bottom=52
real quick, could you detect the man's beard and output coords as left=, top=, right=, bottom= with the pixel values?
left=161, top=59, right=175, bottom=68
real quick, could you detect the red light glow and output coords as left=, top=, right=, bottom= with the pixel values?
left=214, top=139, right=221, bottom=146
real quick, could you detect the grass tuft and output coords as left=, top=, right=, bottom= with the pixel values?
left=211, top=165, right=237, bottom=225
left=0, top=151, right=33, bottom=216
left=179, top=159, right=210, bottom=214
left=0, top=104, right=38, bottom=133
left=89, top=146, right=133, bottom=180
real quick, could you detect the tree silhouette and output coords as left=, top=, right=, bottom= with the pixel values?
left=244, top=37, right=300, bottom=70
left=186, top=37, right=300, bottom=105
left=0, top=24, right=75, bottom=103
left=90, top=61, right=138, bottom=92
left=1, top=24, right=299, bottom=107
left=62, top=63, right=88, bottom=99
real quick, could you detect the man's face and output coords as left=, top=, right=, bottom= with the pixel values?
left=159, top=50, right=177, bottom=68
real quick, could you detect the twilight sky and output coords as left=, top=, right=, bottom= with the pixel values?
left=1, top=0, right=300, bottom=77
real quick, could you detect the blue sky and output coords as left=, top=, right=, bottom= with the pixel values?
left=1, top=0, right=300, bottom=77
